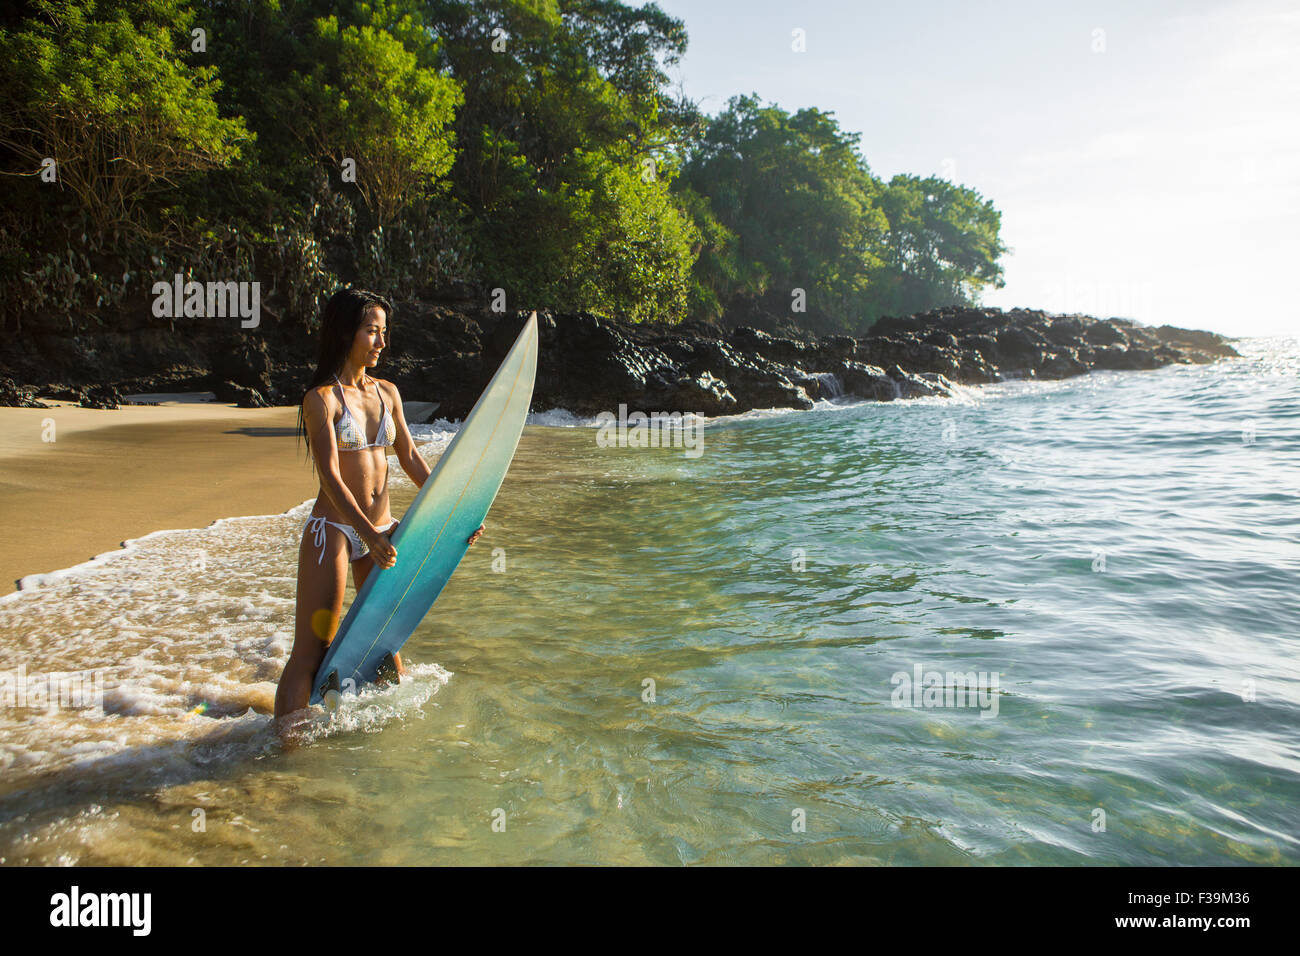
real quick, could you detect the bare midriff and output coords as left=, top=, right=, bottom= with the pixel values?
left=315, top=446, right=392, bottom=528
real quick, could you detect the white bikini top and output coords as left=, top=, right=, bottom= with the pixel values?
left=333, top=375, right=396, bottom=450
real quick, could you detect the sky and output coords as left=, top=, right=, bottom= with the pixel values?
left=653, top=0, right=1299, bottom=337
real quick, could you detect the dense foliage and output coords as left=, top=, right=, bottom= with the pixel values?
left=0, top=0, right=1006, bottom=336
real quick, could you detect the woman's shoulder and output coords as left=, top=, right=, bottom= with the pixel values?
left=303, top=381, right=340, bottom=411
left=373, top=377, right=402, bottom=404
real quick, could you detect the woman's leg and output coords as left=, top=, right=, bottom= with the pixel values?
left=275, top=519, right=350, bottom=732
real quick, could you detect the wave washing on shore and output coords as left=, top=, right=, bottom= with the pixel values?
left=0, top=337, right=1296, bottom=864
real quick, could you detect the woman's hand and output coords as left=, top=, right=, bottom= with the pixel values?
left=467, top=524, right=485, bottom=546
left=364, top=526, right=398, bottom=569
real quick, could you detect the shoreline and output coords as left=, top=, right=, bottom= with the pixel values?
left=2, top=306, right=1246, bottom=423
left=0, top=387, right=891, bottom=596
left=0, top=396, right=320, bottom=596
left=0, top=339, right=1265, bottom=597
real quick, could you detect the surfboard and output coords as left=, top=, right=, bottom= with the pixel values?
left=310, top=312, right=538, bottom=705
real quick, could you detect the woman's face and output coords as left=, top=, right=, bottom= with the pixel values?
left=350, top=306, right=388, bottom=369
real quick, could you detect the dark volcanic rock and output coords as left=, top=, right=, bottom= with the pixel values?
left=1083, top=321, right=1129, bottom=347
left=79, top=384, right=123, bottom=409
left=918, top=372, right=958, bottom=394
left=864, top=307, right=1237, bottom=385
left=995, top=325, right=1052, bottom=367
left=1039, top=348, right=1090, bottom=379
left=1043, top=315, right=1088, bottom=347
left=213, top=380, right=270, bottom=408
left=1149, top=324, right=1240, bottom=361
left=859, top=334, right=964, bottom=380
left=489, top=310, right=811, bottom=416
left=645, top=369, right=738, bottom=416
left=483, top=304, right=1231, bottom=415
left=674, top=337, right=813, bottom=410
left=212, top=337, right=273, bottom=396
left=888, top=365, right=955, bottom=399
left=508, top=311, right=684, bottom=416
left=0, top=297, right=1240, bottom=420
left=728, top=326, right=816, bottom=364
left=0, top=376, right=50, bottom=408
left=837, top=362, right=898, bottom=402
left=1090, top=344, right=1162, bottom=371
left=408, top=350, right=489, bottom=421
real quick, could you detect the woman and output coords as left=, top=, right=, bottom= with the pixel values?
left=275, top=288, right=482, bottom=732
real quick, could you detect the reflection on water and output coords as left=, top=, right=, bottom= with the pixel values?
left=1, top=339, right=1297, bottom=864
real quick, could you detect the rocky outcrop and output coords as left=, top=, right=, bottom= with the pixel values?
left=0, top=378, right=123, bottom=408
left=0, top=300, right=1240, bottom=418
left=476, top=306, right=1236, bottom=418
left=0, top=376, right=50, bottom=408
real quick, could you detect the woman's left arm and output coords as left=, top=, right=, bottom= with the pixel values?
left=386, top=381, right=433, bottom=489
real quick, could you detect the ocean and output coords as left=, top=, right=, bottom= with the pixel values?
left=1, top=337, right=1296, bottom=865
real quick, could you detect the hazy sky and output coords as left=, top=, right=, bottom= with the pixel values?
left=654, top=0, right=1298, bottom=337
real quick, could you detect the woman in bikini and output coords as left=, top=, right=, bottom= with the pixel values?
left=274, top=288, right=482, bottom=730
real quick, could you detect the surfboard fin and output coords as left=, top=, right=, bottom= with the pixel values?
left=317, top=670, right=340, bottom=701
left=375, top=652, right=400, bottom=687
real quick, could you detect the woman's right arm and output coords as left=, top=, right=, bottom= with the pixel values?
left=303, top=390, right=381, bottom=535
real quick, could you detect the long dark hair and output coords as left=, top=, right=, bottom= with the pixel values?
left=296, top=287, right=395, bottom=467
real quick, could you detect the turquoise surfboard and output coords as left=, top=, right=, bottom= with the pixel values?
left=310, top=312, right=538, bottom=704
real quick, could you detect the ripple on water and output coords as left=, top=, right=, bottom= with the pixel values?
left=1, top=340, right=1298, bottom=863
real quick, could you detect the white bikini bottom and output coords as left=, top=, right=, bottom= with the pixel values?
left=302, top=514, right=399, bottom=564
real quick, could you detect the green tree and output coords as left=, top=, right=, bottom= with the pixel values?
left=295, top=16, right=462, bottom=229
left=871, top=173, right=1006, bottom=317
left=200, top=0, right=470, bottom=303
left=424, top=0, right=701, bottom=320
left=678, top=93, right=888, bottom=333
left=677, top=94, right=1008, bottom=332
left=672, top=182, right=765, bottom=323
left=0, top=0, right=249, bottom=236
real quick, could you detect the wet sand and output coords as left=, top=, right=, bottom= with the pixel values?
left=0, top=394, right=319, bottom=594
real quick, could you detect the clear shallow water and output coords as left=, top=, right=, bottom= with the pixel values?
left=0, top=338, right=1296, bottom=865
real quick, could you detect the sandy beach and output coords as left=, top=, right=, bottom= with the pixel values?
left=0, top=394, right=321, bottom=595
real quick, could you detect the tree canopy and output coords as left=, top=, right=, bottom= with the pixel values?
left=0, top=0, right=1007, bottom=335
